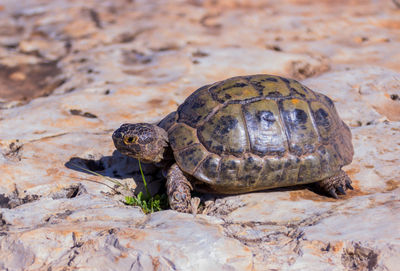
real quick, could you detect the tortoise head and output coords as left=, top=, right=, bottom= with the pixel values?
left=112, top=123, right=169, bottom=163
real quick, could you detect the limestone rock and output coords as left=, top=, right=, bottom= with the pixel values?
left=0, top=0, right=399, bottom=270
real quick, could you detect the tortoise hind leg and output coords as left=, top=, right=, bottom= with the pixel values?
left=166, top=163, right=193, bottom=213
left=315, top=170, right=353, bottom=199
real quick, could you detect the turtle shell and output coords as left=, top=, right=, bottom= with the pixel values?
left=161, top=75, right=353, bottom=193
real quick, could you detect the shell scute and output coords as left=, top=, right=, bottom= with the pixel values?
left=242, top=99, right=287, bottom=156
left=218, top=156, right=241, bottom=185
left=237, top=154, right=264, bottom=186
left=193, top=154, right=220, bottom=184
left=209, top=77, right=259, bottom=103
left=177, top=85, right=219, bottom=127
left=168, top=123, right=198, bottom=151
left=248, top=75, right=291, bottom=97
left=258, top=156, right=285, bottom=187
left=198, top=103, right=248, bottom=156
left=175, top=144, right=208, bottom=175
left=279, top=99, right=319, bottom=156
left=310, top=101, right=338, bottom=142
left=317, top=145, right=341, bottom=175
left=297, top=154, right=323, bottom=183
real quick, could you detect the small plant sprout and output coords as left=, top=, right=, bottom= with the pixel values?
left=71, top=161, right=167, bottom=214
left=124, top=158, right=168, bottom=214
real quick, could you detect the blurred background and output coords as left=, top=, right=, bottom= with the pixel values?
left=1, top=0, right=399, bottom=114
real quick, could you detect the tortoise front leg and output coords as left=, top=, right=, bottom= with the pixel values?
left=315, top=169, right=353, bottom=198
left=166, top=163, right=193, bottom=213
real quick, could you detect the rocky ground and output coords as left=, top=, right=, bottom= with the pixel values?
left=0, top=0, right=399, bottom=270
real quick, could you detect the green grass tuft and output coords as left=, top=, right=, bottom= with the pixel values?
left=125, top=192, right=168, bottom=214
left=124, top=158, right=168, bottom=213
left=71, top=161, right=168, bottom=214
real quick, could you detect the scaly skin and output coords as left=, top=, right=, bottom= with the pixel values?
left=166, top=163, right=193, bottom=213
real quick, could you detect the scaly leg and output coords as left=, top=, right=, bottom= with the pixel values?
left=315, top=170, right=353, bottom=199
left=166, top=163, right=193, bottom=213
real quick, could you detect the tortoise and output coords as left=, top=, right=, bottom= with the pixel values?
left=112, top=74, right=354, bottom=213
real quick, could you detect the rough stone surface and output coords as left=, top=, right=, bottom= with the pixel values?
left=0, top=0, right=399, bottom=270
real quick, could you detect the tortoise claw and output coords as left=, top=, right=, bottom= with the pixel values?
left=328, top=189, right=338, bottom=199
left=337, top=186, right=346, bottom=195
left=346, top=181, right=354, bottom=190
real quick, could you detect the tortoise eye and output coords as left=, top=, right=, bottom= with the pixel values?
left=123, top=135, right=138, bottom=144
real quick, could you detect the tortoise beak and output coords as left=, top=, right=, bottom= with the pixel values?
left=112, top=128, right=124, bottom=148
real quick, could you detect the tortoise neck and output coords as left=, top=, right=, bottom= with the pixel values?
left=155, top=146, right=174, bottom=168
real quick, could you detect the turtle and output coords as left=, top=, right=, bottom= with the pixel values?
left=112, top=74, right=354, bottom=213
